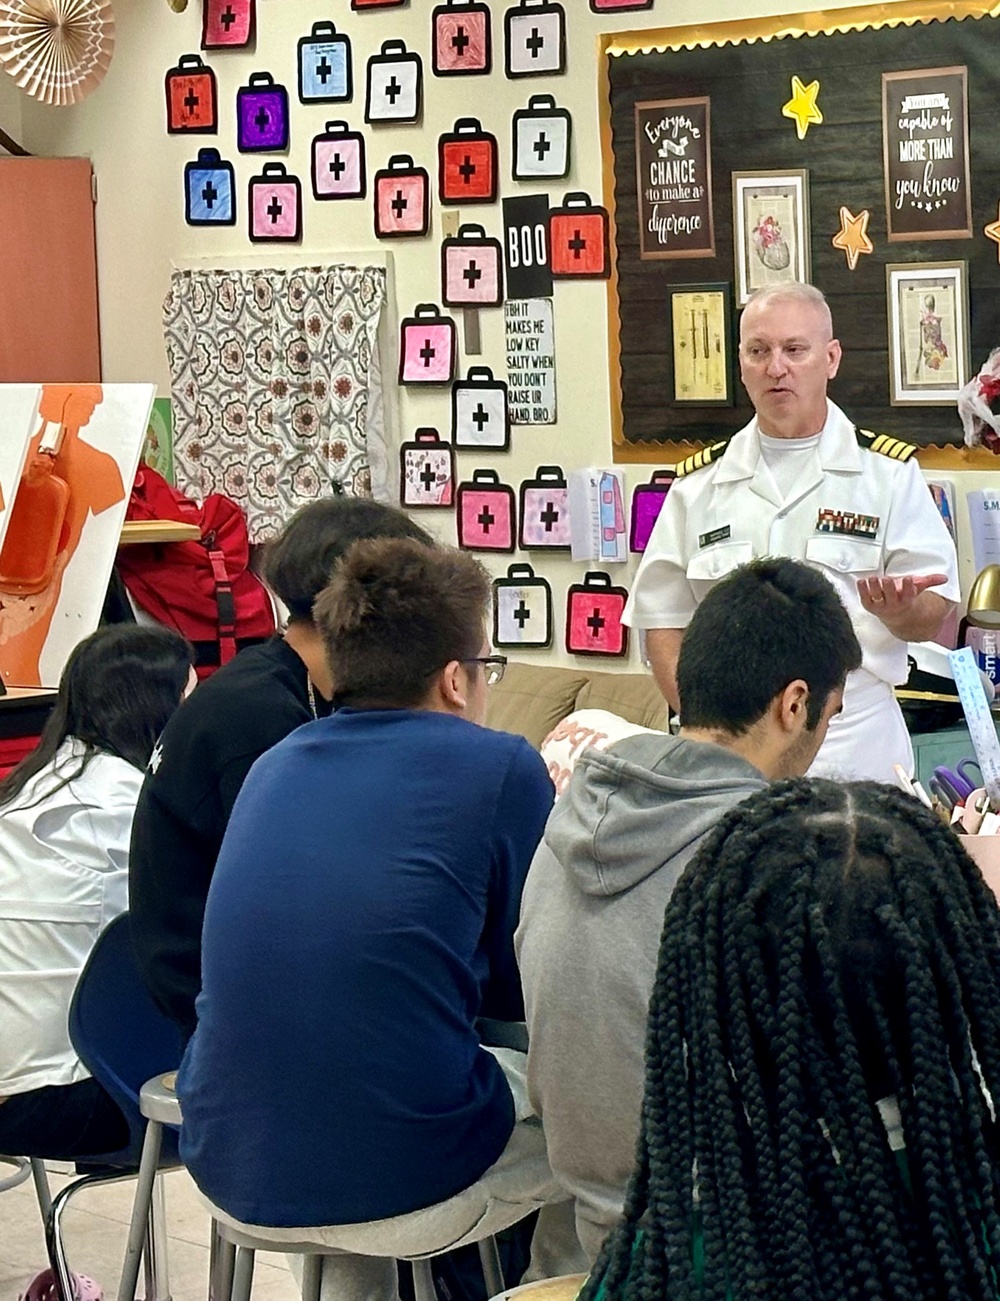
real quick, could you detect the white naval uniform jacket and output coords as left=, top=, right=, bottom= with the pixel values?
left=624, top=402, right=961, bottom=778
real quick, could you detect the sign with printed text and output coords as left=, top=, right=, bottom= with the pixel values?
left=634, top=97, right=715, bottom=260
left=503, top=195, right=553, bottom=298
left=505, top=298, right=556, bottom=425
left=882, top=66, right=972, bottom=241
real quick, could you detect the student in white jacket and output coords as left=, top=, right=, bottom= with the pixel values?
left=0, top=624, right=193, bottom=1160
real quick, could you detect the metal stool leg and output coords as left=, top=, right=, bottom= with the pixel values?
left=230, top=1245, right=255, bottom=1301
left=300, top=1255, right=323, bottom=1301
left=30, top=1158, right=52, bottom=1222
left=141, top=1175, right=171, bottom=1300
left=117, top=1120, right=164, bottom=1301
left=478, top=1237, right=505, bottom=1298
left=411, top=1258, right=437, bottom=1301
left=209, top=1221, right=236, bottom=1301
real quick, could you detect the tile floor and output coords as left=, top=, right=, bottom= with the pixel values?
left=0, top=1164, right=298, bottom=1300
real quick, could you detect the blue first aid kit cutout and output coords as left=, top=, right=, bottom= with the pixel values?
left=298, top=23, right=352, bottom=104
left=185, top=148, right=236, bottom=226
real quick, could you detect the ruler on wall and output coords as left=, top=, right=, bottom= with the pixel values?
left=948, top=647, right=1000, bottom=807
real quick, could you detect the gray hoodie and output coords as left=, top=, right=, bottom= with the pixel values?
left=515, top=732, right=766, bottom=1263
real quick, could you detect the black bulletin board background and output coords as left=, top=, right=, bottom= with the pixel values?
left=609, top=13, right=1000, bottom=449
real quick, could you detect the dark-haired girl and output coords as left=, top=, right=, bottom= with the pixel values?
left=0, top=624, right=193, bottom=1160
left=585, top=779, right=1000, bottom=1301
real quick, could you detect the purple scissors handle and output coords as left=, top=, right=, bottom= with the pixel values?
left=957, top=757, right=983, bottom=789
left=932, top=765, right=974, bottom=803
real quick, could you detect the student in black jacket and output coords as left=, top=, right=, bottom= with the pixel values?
left=128, top=497, right=431, bottom=1037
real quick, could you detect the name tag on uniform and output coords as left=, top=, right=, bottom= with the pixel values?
left=816, top=509, right=879, bottom=539
left=699, top=525, right=731, bottom=548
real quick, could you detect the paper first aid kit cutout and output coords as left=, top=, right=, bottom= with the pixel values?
left=166, top=55, right=217, bottom=134
left=550, top=193, right=611, bottom=278
left=399, top=304, right=457, bottom=385
left=505, top=0, right=566, bottom=78
left=312, top=122, right=366, bottom=200
left=352, top=0, right=406, bottom=8
left=249, top=163, right=302, bottom=242
left=442, top=224, right=504, bottom=307
left=439, top=119, right=498, bottom=205
left=237, top=73, right=290, bottom=153
left=298, top=23, right=352, bottom=104
left=566, top=571, right=629, bottom=658
left=0, top=384, right=154, bottom=688
left=494, top=562, right=552, bottom=648
left=512, top=95, right=570, bottom=180
left=520, top=465, right=571, bottom=550
left=202, top=0, right=254, bottom=49
left=185, top=149, right=236, bottom=226
left=374, top=155, right=430, bottom=237
left=568, top=468, right=627, bottom=563
left=457, top=469, right=516, bottom=551
left=452, top=367, right=510, bottom=449
left=400, top=428, right=455, bottom=509
left=629, top=469, right=675, bottom=553
left=590, top=0, right=653, bottom=8
left=365, top=41, right=422, bottom=125
left=433, top=1, right=492, bottom=76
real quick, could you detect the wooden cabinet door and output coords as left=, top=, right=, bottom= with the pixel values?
left=0, top=157, right=101, bottom=382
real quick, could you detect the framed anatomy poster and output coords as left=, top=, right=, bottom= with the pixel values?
left=668, top=284, right=733, bottom=405
left=886, top=261, right=970, bottom=405
left=732, top=171, right=810, bottom=307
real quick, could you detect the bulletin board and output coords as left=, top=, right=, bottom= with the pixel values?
left=602, top=0, right=1000, bottom=465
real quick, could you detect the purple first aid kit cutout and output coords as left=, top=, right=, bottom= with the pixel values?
left=237, top=73, right=290, bottom=153
left=629, top=469, right=676, bottom=552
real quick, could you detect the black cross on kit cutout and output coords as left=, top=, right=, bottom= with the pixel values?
left=525, top=27, right=545, bottom=58
left=254, top=108, right=270, bottom=133
left=184, top=89, right=199, bottom=115
left=540, top=501, right=560, bottom=532
left=458, top=155, right=477, bottom=184
left=329, top=154, right=346, bottom=181
left=419, top=339, right=436, bottom=367
left=533, top=132, right=551, bottom=161
left=478, top=506, right=496, bottom=533
left=201, top=181, right=218, bottom=208
left=219, top=5, right=237, bottom=32
left=419, top=462, right=436, bottom=491
left=391, top=189, right=408, bottom=218
left=471, top=403, right=489, bottom=432
left=452, top=25, right=470, bottom=55
left=587, top=607, right=606, bottom=637
left=514, top=600, right=530, bottom=629
left=568, top=230, right=587, bottom=259
left=463, top=260, right=482, bottom=288
left=266, top=196, right=283, bottom=223
left=385, top=76, right=402, bottom=105
left=315, top=57, right=333, bottom=85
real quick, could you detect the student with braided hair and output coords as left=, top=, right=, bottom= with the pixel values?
left=584, top=779, right=1000, bottom=1301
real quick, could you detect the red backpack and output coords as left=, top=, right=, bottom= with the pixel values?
left=117, top=466, right=276, bottom=677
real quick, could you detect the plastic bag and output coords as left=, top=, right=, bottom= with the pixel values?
left=958, top=347, right=1000, bottom=453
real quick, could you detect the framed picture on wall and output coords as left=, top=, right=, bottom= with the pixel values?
left=667, top=283, right=734, bottom=406
left=732, top=171, right=810, bottom=307
left=882, top=66, right=971, bottom=241
left=886, top=261, right=969, bottom=405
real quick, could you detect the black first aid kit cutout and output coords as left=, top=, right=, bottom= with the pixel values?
left=550, top=192, right=611, bottom=279
left=512, top=95, right=571, bottom=181
left=166, top=55, right=218, bottom=134
left=298, top=23, right=352, bottom=104
left=312, top=122, right=366, bottom=200
left=452, top=367, right=510, bottom=450
left=494, top=562, right=552, bottom=649
left=400, top=429, right=456, bottom=509
left=248, top=163, right=302, bottom=242
left=185, top=149, right=236, bottom=226
left=629, top=469, right=675, bottom=553
left=504, top=0, right=565, bottom=78
left=457, top=470, right=516, bottom=552
left=365, top=41, right=422, bottom=125
left=399, top=304, right=457, bottom=385
left=202, top=0, right=254, bottom=49
left=433, top=0, right=492, bottom=76
left=519, top=465, right=571, bottom=551
left=374, top=155, right=430, bottom=238
left=438, top=119, right=498, bottom=205
left=503, top=194, right=552, bottom=299
left=442, top=225, right=504, bottom=308
left=566, top=572, right=629, bottom=658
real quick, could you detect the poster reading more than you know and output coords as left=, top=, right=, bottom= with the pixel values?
left=634, top=97, right=715, bottom=260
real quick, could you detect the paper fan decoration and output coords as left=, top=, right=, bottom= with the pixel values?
left=0, top=0, right=115, bottom=106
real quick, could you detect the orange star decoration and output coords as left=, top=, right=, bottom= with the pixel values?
left=985, top=204, right=1000, bottom=262
left=831, top=206, right=873, bottom=271
left=782, top=75, right=823, bottom=140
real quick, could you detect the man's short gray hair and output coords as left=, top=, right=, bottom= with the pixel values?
left=742, top=282, right=833, bottom=337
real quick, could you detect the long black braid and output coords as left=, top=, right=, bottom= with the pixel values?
left=581, top=779, right=1000, bottom=1301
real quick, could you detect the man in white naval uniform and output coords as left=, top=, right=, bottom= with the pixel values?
left=624, top=282, right=960, bottom=782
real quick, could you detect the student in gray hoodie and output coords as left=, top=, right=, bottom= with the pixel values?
left=515, top=556, right=863, bottom=1263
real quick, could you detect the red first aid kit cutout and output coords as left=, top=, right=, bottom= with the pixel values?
left=433, top=1, right=492, bottom=75
left=399, top=304, right=456, bottom=385
left=566, top=572, right=629, bottom=657
left=202, top=0, right=254, bottom=49
left=550, top=192, right=611, bottom=279
left=374, top=155, right=429, bottom=238
left=166, top=55, right=218, bottom=133
left=439, top=119, right=498, bottom=204
left=457, top=470, right=516, bottom=552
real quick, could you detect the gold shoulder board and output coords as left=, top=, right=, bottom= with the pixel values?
left=854, top=427, right=917, bottom=462
left=676, top=439, right=730, bottom=478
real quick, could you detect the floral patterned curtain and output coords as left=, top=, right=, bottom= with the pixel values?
left=163, top=265, right=387, bottom=542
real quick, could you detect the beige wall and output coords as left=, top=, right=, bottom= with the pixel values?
left=0, top=70, right=23, bottom=149
left=14, top=0, right=999, bottom=667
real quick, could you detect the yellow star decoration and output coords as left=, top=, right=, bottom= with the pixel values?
left=782, top=75, right=823, bottom=140
left=986, top=204, right=1000, bottom=262
left=831, top=206, right=874, bottom=271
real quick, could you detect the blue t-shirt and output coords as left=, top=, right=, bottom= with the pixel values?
left=177, top=709, right=554, bottom=1228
